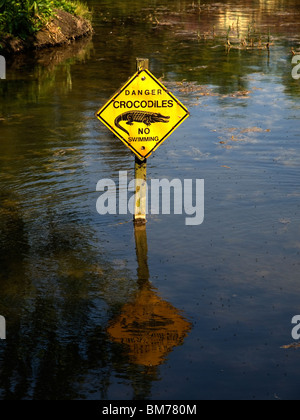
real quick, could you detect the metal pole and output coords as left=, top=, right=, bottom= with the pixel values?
left=134, top=58, right=149, bottom=226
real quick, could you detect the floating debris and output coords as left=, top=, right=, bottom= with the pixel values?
left=278, top=218, right=291, bottom=225
left=241, top=127, right=269, bottom=133
left=53, top=148, right=77, bottom=156
left=281, top=343, right=300, bottom=349
left=217, top=126, right=271, bottom=150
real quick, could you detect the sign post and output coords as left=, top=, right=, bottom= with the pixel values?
left=134, top=58, right=149, bottom=226
left=96, top=58, right=189, bottom=225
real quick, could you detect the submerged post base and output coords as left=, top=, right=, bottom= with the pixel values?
left=134, top=217, right=147, bottom=227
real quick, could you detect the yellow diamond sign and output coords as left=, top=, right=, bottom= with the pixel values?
left=96, top=69, right=189, bottom=160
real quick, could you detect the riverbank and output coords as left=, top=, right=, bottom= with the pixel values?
left=0, top=8, right=93, bottom=55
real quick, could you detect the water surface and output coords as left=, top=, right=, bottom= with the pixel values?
left=0, top=0, right=300, bottom=400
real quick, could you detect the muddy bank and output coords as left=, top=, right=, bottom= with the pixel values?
left=1, top=9, right=93, bottom=55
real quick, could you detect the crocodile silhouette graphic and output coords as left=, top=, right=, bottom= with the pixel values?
left=114, top=111, right=170, bottom=136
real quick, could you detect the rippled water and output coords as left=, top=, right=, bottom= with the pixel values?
left=0, top=0, right=300, bottom=400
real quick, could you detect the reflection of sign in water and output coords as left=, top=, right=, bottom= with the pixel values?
left=96, top=69, right=189, bottom=160
left=107, top=284, right=191, bottom=367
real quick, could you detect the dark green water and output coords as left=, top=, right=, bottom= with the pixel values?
left=1, top=0, right=300, bottom=400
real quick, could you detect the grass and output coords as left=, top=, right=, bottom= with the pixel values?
left=71, top=0, right=91, bottom=21
left=0, top=0, right=91, bottom=39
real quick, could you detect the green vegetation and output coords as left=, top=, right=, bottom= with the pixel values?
left=0, top=0, right=90, bottom=39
